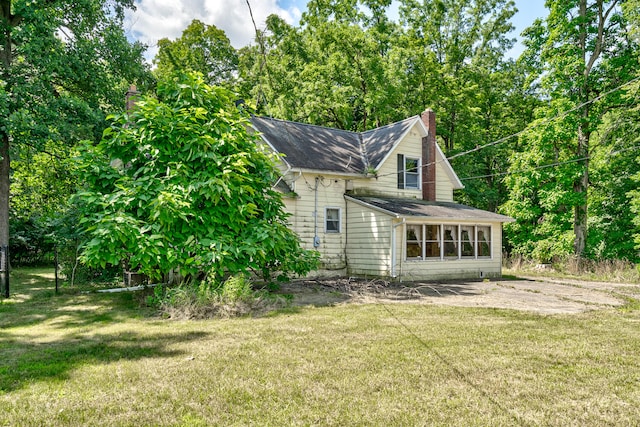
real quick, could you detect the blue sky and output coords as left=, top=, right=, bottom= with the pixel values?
left=125, top=0, right=548, bottom=61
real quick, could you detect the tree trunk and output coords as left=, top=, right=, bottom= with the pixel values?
left=0, top=133, right=8, bottom=297
left=574, top=125, right=589, bottom=256
left=1, top=0, right=12, bottom=297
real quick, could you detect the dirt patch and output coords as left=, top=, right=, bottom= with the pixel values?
left=278, top=276, right=639, bottom=314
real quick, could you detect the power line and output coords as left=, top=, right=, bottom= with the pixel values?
left=459, top=156, right=590, bottom=182
left=372, top=74, right=640, bottom=181
left=447, top=74, right=640, bottom=161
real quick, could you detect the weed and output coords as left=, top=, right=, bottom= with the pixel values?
left=155, top=274, right=290, bottom=319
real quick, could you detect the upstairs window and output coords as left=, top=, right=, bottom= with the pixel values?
left=397, top=154, right=421, bottom=190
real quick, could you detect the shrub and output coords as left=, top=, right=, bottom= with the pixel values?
left=151, top=274, right=289, bottom=319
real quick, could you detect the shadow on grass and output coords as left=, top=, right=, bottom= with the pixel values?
left=0, top=268, right=210, bottom=393
left=0, top=329, right=209, bottom=392
left=0, top=268, right=154, bottom=330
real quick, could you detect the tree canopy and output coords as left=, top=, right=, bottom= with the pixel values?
left=1, top=0, right=153, bottom=293
left=75, top=72, right=318, bottom=283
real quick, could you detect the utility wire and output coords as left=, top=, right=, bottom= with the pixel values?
left=447, top=74, right=640, bottom=161
left=371, top=75, right=640, bottom=181
left=459, top=156, right=591, bottom=181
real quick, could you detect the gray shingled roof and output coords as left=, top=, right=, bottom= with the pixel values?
left=250, top=116, right=365, bottom=174
left=362, top=117, right=417, bottom=169
left=347, top=195, right=515, bottom=222
left=250, top=115, right=424, bottom=174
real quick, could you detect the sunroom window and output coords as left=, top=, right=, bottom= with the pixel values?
left=477, top=226, right=491, bottom=258
left=405, top=224, right=491, bottom=261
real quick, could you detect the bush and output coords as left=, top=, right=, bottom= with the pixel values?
left=151, top=274, right=290, bottom=319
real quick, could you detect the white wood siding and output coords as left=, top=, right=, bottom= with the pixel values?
left=435, top=161, right=454, bottom=202
left=354, top=127, right=425, bottom=198
left=282, top=172, right=352, bottom=272
left=345, top=200, right=393, bottom=276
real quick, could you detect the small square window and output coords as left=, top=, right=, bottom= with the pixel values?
left=325, top=208, right=341, bottom=233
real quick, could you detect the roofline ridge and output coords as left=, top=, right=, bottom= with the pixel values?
left=361, top=115, right=420, bottom=135
left=253, top=115, right=360, bottom=136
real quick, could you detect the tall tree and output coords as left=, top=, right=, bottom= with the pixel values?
left=503, top=0, right=638, bottom=259
left=0, top=0, right=151, bottom=295
left=75, top=72, right=318, bottom=283
left=154, top=19, right=238, bottom=87
left=399, top=0, right=517, bottom=152
left=239, top=0, right=400, bottom=131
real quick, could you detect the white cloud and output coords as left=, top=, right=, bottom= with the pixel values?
left=124, top=0, right=303, bottom=62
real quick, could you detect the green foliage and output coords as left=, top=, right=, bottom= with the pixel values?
left=502, top=0, right=639, bottom=260
left=154, top=20, right=238, bottom=88
left=150, top=274, right=289, bottom=319
left=74, top=72, right=319, bottom=282
left=1, top=0, right=153, bottom=279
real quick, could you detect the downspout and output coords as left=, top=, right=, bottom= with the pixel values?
left=391, top=218, right=405, bottom=280
left=313, top=177, right=320, bottom=247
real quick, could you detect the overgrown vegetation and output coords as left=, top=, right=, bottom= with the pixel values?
left=504, top=256, right=640, bottom=283
left=74, top=72, right=319, bottom=284
left=149, top=274, right=292, bottom=319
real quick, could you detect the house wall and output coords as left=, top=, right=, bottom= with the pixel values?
left=281, top=171, right=356, bottom=275
left=393, top=221, right=504, bottom=281
left=435, top=163, right=454, bottom=202
left=355, top=126, right=424, bottom=199
left=344, top=199, right=393, bottom=277
left=351, top=123, right=455, bottom=203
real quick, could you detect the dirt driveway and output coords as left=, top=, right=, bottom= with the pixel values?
left=280, top=276, right=640, bottom=314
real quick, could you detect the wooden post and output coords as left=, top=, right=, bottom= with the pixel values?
left=55, top=247, right=59, bottom=294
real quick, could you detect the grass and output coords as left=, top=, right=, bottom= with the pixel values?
left=1, top=268, right=640, bottom=426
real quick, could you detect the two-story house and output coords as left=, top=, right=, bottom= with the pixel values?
left=250, top=109, right=513, bottom=281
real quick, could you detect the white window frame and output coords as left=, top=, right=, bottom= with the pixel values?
left=404, top=224, right=493, bottom=261
left=397, top=154, right=422, bottom=190
left=324, top=207, right=341, bottom=233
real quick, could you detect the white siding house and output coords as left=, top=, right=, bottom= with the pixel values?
left=250, top=109, right=513, bottom=281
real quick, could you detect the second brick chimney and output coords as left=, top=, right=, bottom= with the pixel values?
left=421, top=109, right=437, bottom=201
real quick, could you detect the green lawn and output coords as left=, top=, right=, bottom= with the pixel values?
left=1, top=268, right=639, bottom=426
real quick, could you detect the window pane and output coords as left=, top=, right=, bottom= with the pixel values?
left=461, top=226, right=474, bottom=257
left=425, top=225, right=440, bottom=258
left=405, top=158, right=419, bottom=189
left=406, top=225, right=422, bottom=258
left=326, top=208, right=340, bottom=233
left=477, top=226, right=491, bottom=257
left=443, top=225, right=458, bottom=257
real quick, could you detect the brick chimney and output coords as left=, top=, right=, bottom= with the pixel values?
left=125, top=84, right=140, bottom=112
left=421, top=108, right=437, bottom=201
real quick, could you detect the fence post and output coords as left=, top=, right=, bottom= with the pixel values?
left=55, top=247, right=59, bottom=294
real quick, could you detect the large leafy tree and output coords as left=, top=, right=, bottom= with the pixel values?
left=239, top=0, right=401, bottom=131
left=75, top=73, right=318, bottom=283
left=502, top=0, right=639, bottom=259
left=399, top=0, right=517, bottom=152
left=1, top=0, right=151, bottom=294
left=154, top=19, right=238, bottom=87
